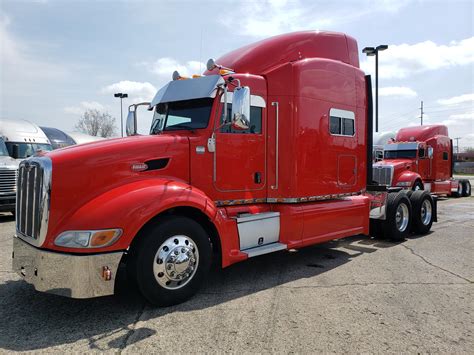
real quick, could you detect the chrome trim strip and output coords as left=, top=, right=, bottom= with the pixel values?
left=271, top=101, right=279, bottom=190
left=215, top=190, right=364, bottom=206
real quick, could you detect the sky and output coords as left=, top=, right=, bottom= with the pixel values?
left=0, top=0, right=473, bottom=148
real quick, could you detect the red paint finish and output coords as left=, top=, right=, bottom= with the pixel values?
left=31, top=31, right=374, bottom=273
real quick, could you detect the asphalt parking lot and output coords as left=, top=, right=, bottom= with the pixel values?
left=0, top=196, right=473, bottom=353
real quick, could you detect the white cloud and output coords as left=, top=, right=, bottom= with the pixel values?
left=221, top=0, right=412, bottom=38
left=361, top=37, right=474, bottom=79
left=437, top=93, right=474, bottom=106
left=64, top=101, right=107, bottom=115
left=379, top=86, right=418, bottom=98
left=101, top=81, right=157, bottom=103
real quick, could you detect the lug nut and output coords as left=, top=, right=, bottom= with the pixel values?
left=174, top=250, right=179, bottom=255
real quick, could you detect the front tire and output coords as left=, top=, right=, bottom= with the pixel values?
left=128, top=216, right=212, bottom=306
left=412, top=180, right=424, bottom=191
left=385, top=192, right=412, bottom=242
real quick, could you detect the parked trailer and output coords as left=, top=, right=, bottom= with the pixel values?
left=373, top=125, right=471, bottom=197
left=12, top=31, right=437, bottom=306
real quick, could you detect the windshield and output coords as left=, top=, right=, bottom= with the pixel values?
left=150, top=98, right=213, bottom=134
left=5, top=142, right=53, bottom=159
left=384, top=150, right=417, bottom=159
left=0, top=140, right=8, bottom=156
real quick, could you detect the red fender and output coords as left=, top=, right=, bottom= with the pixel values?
left=45, top=178, right=219, bottom=253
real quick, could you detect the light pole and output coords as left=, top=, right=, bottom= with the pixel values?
left=114, top=93, right=128, bottom=137
left=362, top=45, right=388, bottom=133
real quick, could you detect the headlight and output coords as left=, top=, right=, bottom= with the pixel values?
left=54, top=229, right=122, bottom=248
left=396, top=181, right=412, bottom=187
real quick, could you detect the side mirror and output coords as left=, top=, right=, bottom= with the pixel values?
left=231, top=86, right=251, bottom=131
left=12, top=144, right=19, bottom=159
left=427, top=147, right=433, bottom=158
left=126, top=107, right=137, bottom=136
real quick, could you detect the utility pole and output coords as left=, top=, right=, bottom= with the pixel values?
left=454, top=137, right=461, bottom=161
left=419, top=100, right=424, bottom=126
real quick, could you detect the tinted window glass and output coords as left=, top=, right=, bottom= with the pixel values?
left=220, top=104, right=262, bottom=134
left=342, top=118, right=354, bottom=136
left=330, top=116, right=341, bottom=134
left=418, top=148, right=425, bottom=158
left=384, top=150, right=417, bottom=159
left=443, top=151, right=448, bottom=160
left=5, top=142, right=52, bottom=159
left=159, top=98, right=213, bottom=131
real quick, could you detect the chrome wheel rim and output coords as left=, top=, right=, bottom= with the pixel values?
left=153, top=235, right=199, bottom=290
left=466, top=184, right=470, bottom=195
left=420, top=199, right=432, bottom=225
left=395, top=203, right=409, bottom=232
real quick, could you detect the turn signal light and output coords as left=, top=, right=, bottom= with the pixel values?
left=90, top=230, right=120, bottom=247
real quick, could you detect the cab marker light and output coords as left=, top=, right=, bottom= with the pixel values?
left=54, top=229, right=122, bottom=248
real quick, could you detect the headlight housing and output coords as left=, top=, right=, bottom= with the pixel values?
left=54, top=229, right=122, bottom=248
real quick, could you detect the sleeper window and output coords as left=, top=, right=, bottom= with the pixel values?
left=329, top=108, right=355, bottom=136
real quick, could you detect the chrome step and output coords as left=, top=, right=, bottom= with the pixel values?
left=243, top=242, right=287, bottom=258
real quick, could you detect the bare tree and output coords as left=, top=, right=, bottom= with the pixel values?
left=75, top=109, right=117, bottom=138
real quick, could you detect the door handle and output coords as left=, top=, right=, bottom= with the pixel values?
left=271, top=101, right=279, bottom=190
left=254, top=172, right=262, bottom=184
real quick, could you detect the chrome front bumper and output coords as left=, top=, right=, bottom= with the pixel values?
left=12, top=236, right=124, bottom=299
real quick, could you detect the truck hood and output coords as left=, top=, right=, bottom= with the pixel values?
left=374, top=159, right=413, bottom=171
left=45, top=134, right=190, bottom=229
left=374, top=159, right=417, bottom=183
left=0, top=155, right=20, bottom=169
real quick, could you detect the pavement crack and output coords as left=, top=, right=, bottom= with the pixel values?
left=401, top=244, right=473, bottom=283
left=119, top=301, right=147, bottom=352
left=279, top=281, right=470, bottom=289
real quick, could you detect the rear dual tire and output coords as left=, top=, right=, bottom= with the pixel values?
left=461, top=180, right=471, bottom=197
left=372, top=191, right=435, bottom=242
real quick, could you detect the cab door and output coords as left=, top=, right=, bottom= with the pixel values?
left=213, top=97, right=266, bottom=199
left=418, top=144, right=431, bottom=179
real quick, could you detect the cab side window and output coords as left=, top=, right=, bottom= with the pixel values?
left=443, top=151, right=449, bottom=160
left=220, top=104, right=262, bottom=134
left=419, top=147, right=426, bottom=158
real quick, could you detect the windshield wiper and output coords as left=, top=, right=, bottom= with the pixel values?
left=165, top=123, right=196, bottom=131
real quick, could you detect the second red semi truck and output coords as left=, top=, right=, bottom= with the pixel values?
left=13, top=31, right=438, bottom=306
left=373, top=125, right=471, bottom=197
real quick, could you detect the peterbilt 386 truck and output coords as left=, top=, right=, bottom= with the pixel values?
left=13, top=31, right=438, bottom=306
left=373, top=125, right=471, bottom=197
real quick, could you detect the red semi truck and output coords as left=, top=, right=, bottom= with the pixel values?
left=373, top=125, right=471, bottom=197
left=13, top=31, right=438, bottom=306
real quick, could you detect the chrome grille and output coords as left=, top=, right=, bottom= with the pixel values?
left=16, top=157, right=51, bottom=245
left=372, top=165, right=393, bottom=186
left=0, top=167, right=17, bottom=195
